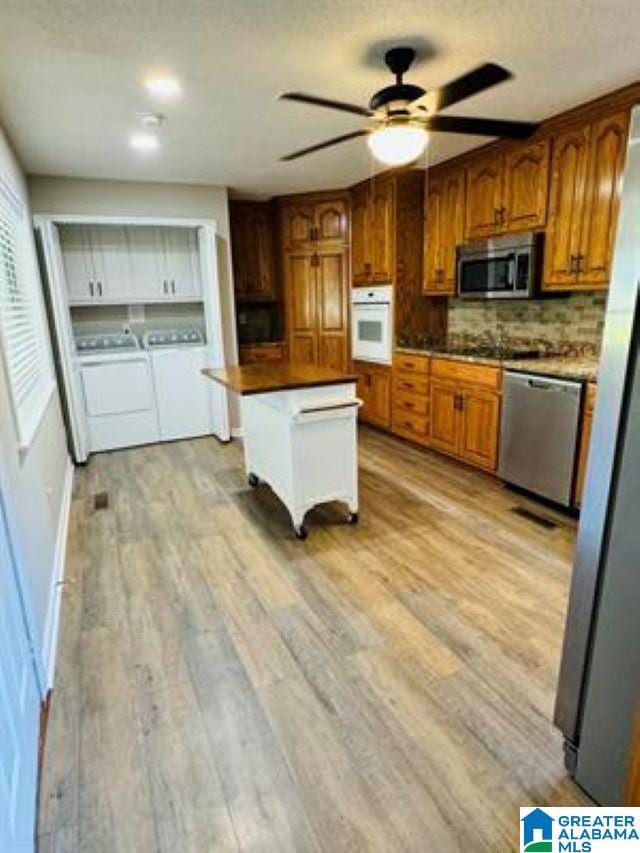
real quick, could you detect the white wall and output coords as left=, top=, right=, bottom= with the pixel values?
left=28, top=176, right=238, bottom=370
left=0, top=133, right=70, bottom=691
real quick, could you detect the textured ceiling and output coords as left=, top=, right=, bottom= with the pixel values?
left=1, top=0, right=639, bottom=197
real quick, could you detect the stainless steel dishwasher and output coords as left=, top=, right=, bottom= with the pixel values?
left=498, top=371, right=583, bottom=506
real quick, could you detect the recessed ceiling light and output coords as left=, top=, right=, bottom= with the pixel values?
left=129, top=132, right=159, bottom=153
left=144, top=75, right=181, bottom=100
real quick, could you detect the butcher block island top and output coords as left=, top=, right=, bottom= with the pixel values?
left=202, top=362, right=357, bottom=395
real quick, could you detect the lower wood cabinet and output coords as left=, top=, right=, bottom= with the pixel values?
left=355, top=362, right=391, bottom=428
left=239, top=343, right=286, bottom=364
left=429, top=359, right=502, bottom=472
left=391, top=352, right=431, bottom=445
left=574, top=382, right=597, bottom=507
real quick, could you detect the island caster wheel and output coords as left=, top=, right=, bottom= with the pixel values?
left=346, top=512, right=359, bottom=525
left=247, top=473, right=259, bottom=488
left=294, top=524, right=308, bottom=541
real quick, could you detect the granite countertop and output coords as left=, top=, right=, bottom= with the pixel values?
left=395, top=347, right=599, bottom=383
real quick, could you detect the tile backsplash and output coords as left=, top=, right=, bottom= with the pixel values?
left=445, top=292, right=607, bottom=355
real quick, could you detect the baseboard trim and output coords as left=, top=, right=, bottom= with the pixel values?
left=42, top=458, right=73, bottom=691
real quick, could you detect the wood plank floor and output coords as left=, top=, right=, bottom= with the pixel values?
left=38, top=426, right=590, bottom=852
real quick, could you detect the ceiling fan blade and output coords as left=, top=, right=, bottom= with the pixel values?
left=280, top=129, right=369, bottom=162
left=412, top=63, right=512, bottom=114
left=279, top=92, right=373, bottom=118
left=423, top=114, right=538, bottom=140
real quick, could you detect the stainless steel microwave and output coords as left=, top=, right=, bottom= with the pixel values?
left=457, top=232, right=543, bottom=299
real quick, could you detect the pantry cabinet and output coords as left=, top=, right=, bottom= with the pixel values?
left=60, top=224, right=202, bottom=305
left=423, top=166, right=465, bottom=295
left=465, top=139, right=549, bottom=239
left=230, top=201, right=277, bottom=302
left=280, top=193, right=350, bottom=372
left=543, top=110, right=629, bottom=291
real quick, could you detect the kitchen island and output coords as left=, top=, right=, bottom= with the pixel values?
left=203, top=362, right=360, bottom=539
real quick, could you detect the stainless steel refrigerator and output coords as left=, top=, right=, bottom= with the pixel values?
left=554, top=104, right=640, bottom=805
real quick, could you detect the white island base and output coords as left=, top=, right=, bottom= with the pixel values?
left=241, top=382, right=360, bottom=539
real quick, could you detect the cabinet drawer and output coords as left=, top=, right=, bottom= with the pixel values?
left=392, top=410, right=429, bottom=442
left=393, top=353, right=430, bottom=374
left=240, top=344, right=284, bottom=364
left=393, top=373, right=430, bottom=397
left=393, top=390, right=429, bottom=416
left=431, top=358, right=501, bottom=390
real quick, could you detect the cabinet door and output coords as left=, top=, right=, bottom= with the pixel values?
left=351, top=182, right=371, bottom=284
left=316, top=249, right=348, bottom=372
left=372, top=177, right=395, bottom=282
left=128, top=226, right=165, bottom=300
left=442, top=167, right=466, bottom=291
left=355, top=367, right=371, bottom=421
left=574, top=407, right=593, bottom=507
left=578, top=111, right=629, bottom=287
left=369, top=369, right=391, bottom=427
left=423, top=172, right=445, bottom=293
left=282, top=204, right=316, bottom=250
left=162, top=228, right=200, bottom=298
left=543, top=125, right=591, bottom=289
left=231, top=204, right=276, bottom=300
left=60, top=225, right=95, bottom=302
left=315, top=200, right=348, bottom=246
left=503, top=139, right=550, bottom=232
left=286, top=252, right=317, bottom=366
left=466, top=152, right=504, bottom=239
left=430, top=380, right=460, bottom=456
left=459, top=388, right=500, bottom=471
left=89, top=225, right=133, bottom=301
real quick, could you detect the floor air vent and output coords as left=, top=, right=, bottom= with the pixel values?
left=511, top=506, right=558, bottom=530
left=93, top=492, right=109, bottom=511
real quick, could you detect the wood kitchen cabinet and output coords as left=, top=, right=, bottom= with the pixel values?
left=351, top=174, right=396, bottom=285
left=281, top=196, right=348, bottom=251
left=230, top=201, right=277, bottom=301
left=465, top=139, right=550, bottom=239
left=423, top=165, right=465, bottom=295
left=574, top=382, right=597, bottom=507
left=239, top=343, right=286, bottom=364
left=429, top=359, right=502, bottom=471
left=281, top=192, right=350, bottom=371
left=391, top=352, right=431, bottom=444
left=355, top=361, right=392, bottom=428
left=543, top=110, right=629, bottom=291
left=350, top=171, right=447, bottom=346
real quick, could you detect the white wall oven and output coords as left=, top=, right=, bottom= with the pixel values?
left=351, top=285, right=393, bottom=364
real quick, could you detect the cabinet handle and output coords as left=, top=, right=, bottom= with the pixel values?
left=89, top=281, right=94, bottom=297
left=570, top=254, right=578, bottom=274
left=171, top=279, right=176, bottom=294
left=499, top=206, right=507, bottom=226
left=163, top=279, right=168, bottom=294
left=455, top=393, right=465, bottom=411
left=577, top=254, right=586, bottom=273
left=97, top=281, right=102, bottom=296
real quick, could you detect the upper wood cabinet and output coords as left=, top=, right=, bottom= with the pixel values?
left=230, top=201, right=277, bottom=302
left=350, top=174, right=396, bottom=286
left=423, top=166, right=465, bottom=295
left=543, top=110, right=629, bottom=291
left=351, top=182, right=371, bottom=285
left=281, top=197, right=348, bottom=251
left=466, top=151, right=504, bottom=240
left=465, top=139, right=550, bottom=239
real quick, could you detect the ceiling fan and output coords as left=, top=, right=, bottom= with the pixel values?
left=279, top=47, right=538, bottom=166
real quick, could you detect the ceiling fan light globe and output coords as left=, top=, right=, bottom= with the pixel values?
left=367, top=124, right=428, bottom=166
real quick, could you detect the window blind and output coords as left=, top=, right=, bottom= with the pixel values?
left=0, top=177, right=52, bottom=449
